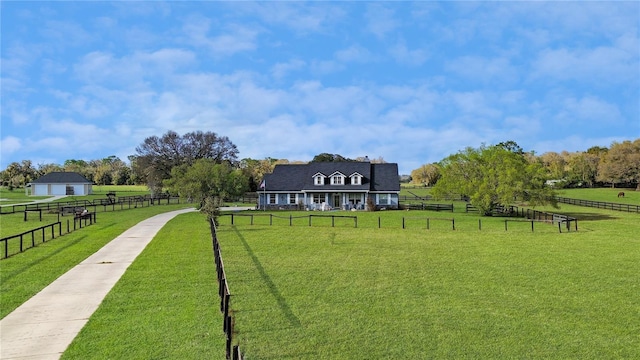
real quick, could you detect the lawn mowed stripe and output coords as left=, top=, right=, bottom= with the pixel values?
left=217, top=210, right=640, bottom=359
left=62, top=211, right=225, bottom=359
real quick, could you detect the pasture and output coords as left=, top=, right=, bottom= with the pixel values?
left=1, top=188, right=639, bottom=359
left=215, top=206, right=639, bottom=359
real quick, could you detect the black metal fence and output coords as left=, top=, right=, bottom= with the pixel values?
left=525, top=209, right=578, bottom=232
left=403, top=203, right=454, bottom=211
left=1, top=212, right=96, bottom=259
left=0, top=194, right=180, bottom=215
left=210, top=218, right=243, bottom=360
left=556, top=197, right=640, bottom=213
left=224, top=213, right=358, bottom=228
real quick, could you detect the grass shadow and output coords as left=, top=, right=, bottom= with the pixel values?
left=560, top=212, right=620, bottom=221
left=2, top=235, right=87, bottom=281
left=232, top=226, right=301, bottom=328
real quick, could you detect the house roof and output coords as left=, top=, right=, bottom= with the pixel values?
left=261, top=162, right=399, bottom=192
left=31, top=172, right=93, bottom=184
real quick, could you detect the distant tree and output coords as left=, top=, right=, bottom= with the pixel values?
left=597, top=139, right=640, bottom=189
left=540, top=151, right=567, bottom=181
left=134, top=130, right=239, bottom=194
left=432, top=143, right=557, bottom=216
left=565, top=152, right=599, bottom=187
left=2, top=160, right=37, bottom=188
left=36, top=163, right=63, bottom=177
left=311, top=153, right=354, bottom=162
left=64, top=159, right=93, bottom=181
left=410, top=163, right=441, bottom=186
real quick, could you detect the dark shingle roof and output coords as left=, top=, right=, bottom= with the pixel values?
left=31, top=172, right=92, bottom=184
left=261, top=162, right=398, bottom=192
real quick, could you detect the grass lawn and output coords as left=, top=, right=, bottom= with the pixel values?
left=3, top=187, right=639, bottom=359
left=0, top=203, right=193, bottom=319
left=0, top=185, right=150, bottom=206
left=61, top=211, right=226, bottom=359
left=215, top=207, right=639, bottom=359
left=559, top=187, right=639, bottom=204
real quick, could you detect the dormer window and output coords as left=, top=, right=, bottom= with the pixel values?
left=330, top=172, right=346, bottom=185
left=350, top=172, right=363, bottom=185
left=313, top=173, right=326, bottom=185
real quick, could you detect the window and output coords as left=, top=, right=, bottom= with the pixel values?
left=348, top=193, right=361, bottom=204
left=350, top=173, right=362, bottom=185
left=269, top=194, right=276, bottom=204
left=378, top=194, right=389, bottom=205
left=315, top=176, right=324, bottom=185
left=289, top=194, right=296, bottom=204
left=313, top=194, right=323, bottom=203
left=332, top=176, right=343, bottom=185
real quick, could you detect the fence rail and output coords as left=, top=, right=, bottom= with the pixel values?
left=1, top=212, right=96, bottom=259
left=555, top=196, right=640, bottom=213
left=0, top=195, right=180, bottom=215
left=210, top=218, right=243, bottom=360
left=403, top=203, right=454, bottom=211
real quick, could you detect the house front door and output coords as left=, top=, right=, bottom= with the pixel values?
left=333, top=194, right=341, bottom=208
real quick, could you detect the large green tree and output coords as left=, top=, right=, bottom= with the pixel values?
left=432, top=143, right=557, bottom=215
left=163, top=159, right=248, bottom=219
left=133, top=130, right=239, bottom=194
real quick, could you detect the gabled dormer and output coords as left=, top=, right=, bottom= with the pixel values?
left=350, top=172, right=363, bottom=185
left=329, top=171, right=346, bottom=185
left=313, top=172, right=326, bottom=185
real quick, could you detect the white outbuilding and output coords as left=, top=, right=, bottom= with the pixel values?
left=28, top=172, right=93, bottom=196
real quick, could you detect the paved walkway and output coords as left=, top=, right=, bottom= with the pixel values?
left=0, top=208, right=196, bottom=360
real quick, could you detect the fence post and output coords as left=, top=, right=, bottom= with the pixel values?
left=250, top=215, right=254, bottom=226
left=558, top=222, right=562, bottom=233
left=479, top=219, right=481, bottom=231
left=270, top=214, right=273, bottom=226
left=504, top=220, right=508, bottom=231
left=309, top=215, right=312, bottom=227
left=20, top=234, right=24, bottom=253
left=402, top=217, right=405, bottom=229
left=531, top=221, right=534, bottom=232
left=290, top=215, right=292, bottom=226
left=378, top=217, right=381, bottom=229
left=427, top=218, right=430, bottom=230
left=452, top=218, right=455, bottom=230
left=332, top=216, right=335, bottom=227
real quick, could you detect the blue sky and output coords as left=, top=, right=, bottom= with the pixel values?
left=2, top=1, right=639, bottom=175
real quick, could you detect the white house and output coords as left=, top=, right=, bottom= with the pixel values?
left=28, top=172, right=93, bottom=196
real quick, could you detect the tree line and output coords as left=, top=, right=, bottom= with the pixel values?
left=411, top=139, right=640, bottom=190
left=2, top=131, right=637, bottom=218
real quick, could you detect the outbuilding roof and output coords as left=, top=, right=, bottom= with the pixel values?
left=31, top=172, right=93, bottom=184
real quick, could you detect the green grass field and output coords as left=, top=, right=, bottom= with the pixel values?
left=216, top=207, right=640, bottom=359
left=61, top=211, right=225, bottom=359
left=2, top=188, right=639, bottom=359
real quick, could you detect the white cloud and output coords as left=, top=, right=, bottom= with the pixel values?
left=335, top=45, right=374, bottom=63
left=271, top=59, right=306, bottom=80
left=364, top=4, right=398, bottom=39
left=182, top=16, right=258, bottom=57
left=388, top=40, right=428, bottom=66
left=446, top=56, right=518, bottom=85
left=530, top=37, right=637, bottom=85
left=1, top=136, right=22, bottom=156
